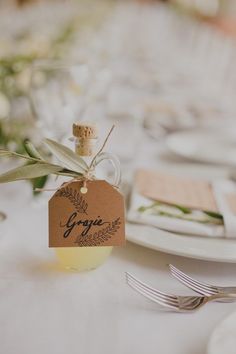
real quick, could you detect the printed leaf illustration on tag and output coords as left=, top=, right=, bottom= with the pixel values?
left=49, top=180, right=125, bottom=247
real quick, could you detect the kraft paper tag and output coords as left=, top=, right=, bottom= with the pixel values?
left=49, top=180, right=125, bottom=247
left=136, top=169, right=218, bottom=212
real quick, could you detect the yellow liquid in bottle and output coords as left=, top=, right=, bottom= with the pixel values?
left=55, top=246, right=113, bottom=272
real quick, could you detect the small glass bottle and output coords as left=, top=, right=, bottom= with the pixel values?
left=55, top=122, right=121, bottom=271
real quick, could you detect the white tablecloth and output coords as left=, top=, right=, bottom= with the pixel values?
left=1, top=138, right=236, bottom=354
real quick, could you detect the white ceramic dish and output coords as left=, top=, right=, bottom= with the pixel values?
left=126, top=223, right=236, bottom=263
left=208, top=311, right=236, bottom=354
left=166, top=128, right=236, bottom=166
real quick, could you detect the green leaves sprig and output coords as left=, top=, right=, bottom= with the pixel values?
left=138, top=202, right=223, bottom=225
left=0, top=138, right=89, bottom=184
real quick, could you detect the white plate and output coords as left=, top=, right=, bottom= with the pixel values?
left=126, top=223, right=236, bottom=263
left=166, top=128, right=236, bottom=166
left=208, top=311, right=236, bottom=354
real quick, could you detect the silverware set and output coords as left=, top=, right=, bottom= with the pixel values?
left=126, top=265, right=236, bottom=312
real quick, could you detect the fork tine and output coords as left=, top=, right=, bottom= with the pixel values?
left=170, top=265, right=216, bottom=296
left=126, top=272, right=178, bottom=302
left=126, top=275, right=179, bottom=310
left=169, top=264, right=218, bottom=295
left=169, top=264, right=218, bottom=293
left=127, top=278, right=179, bottom=310
left=169, top=264, right=218, bottom=290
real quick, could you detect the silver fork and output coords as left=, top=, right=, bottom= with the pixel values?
left=169, top=264, right=236, bottom=302
left=126, top=272, right=236, bottom=312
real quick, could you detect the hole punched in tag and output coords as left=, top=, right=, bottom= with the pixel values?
left=80, top=184, right=88, bottom=194
left=80, top=187, right=88, bottom=194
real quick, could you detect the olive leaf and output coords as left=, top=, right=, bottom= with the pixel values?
left=24, top=140, right=44, bottom=160
left=32, top=175, right=48, bottom=196
left=44, top=138, right=88, bottom=173
left=138, top=202, right=224, bottom=225
left=203, top=211, right=223, bottom=220
left=0, top=163, right=62, bottom=183
left=173, top=204, right=191, bottom=214
left=0, top=150, right=40, bottom=163
left=56, top=170, right=83, bottom=178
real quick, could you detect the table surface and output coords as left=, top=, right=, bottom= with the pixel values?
left=1, top=138, right=236, bottom=354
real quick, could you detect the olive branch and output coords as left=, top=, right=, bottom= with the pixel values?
left=138, top=202, right=223, bottom=225
left=0, top=126, right=115, bottom=187
left=74, top=217, right=121, bottom=246
left=56, top=186, right=88, bottom=214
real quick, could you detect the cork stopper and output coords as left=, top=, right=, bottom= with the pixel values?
left=73, top=122, right=98, bottom=157
left=73, top=122, right=98, bottom=139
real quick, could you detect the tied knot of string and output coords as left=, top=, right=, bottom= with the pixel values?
left=82, top=168, right=94, bottom=181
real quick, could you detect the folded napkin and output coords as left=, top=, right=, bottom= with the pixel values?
left=128, top=170, right=236, bottom=238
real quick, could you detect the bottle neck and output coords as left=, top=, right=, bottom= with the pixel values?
left=74, top=137, right=98, bottom=158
